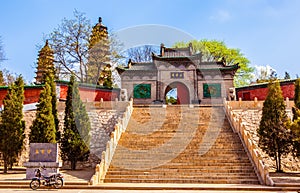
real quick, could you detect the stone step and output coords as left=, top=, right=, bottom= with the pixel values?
left=104, top=106, right=259, bottom=184
left=105, top=172, right=257, bottom=180
left=119, top=135, right=241, bottom=140
left=108, top=163, right=255, bottom=170
left=112, top=159, right=252, bottom=166
left=104, top=175, right=259, bottom=181
left=110, top=160, right=253, bottom=166
left=104, top=178, right=260, bottom=184
left=111, top=157, right=250, bottom=163
left=107, top=166, right=254, bottom=175
left=105, top=172, right=258, bottom=178
left=116, top=142, right=246, bottom=148
left=112, top=152, right=249, bottom=158
left=118, top=140, right=244, bottom=147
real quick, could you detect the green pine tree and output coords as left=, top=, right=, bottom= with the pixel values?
left=48, top=72, right=60, bottom=141
left=29, top=77, right=56, bottom=143
left=60, top=75, right=90, bottom=170
left=291, top=78, right=300, bottom=156
left=292, top=78, right=300, bottom=121
left=33, top=40, right=59, bottom=141
left=0, top=76, right=25, bottom=173
left=257, top=80, right=292, bottom=172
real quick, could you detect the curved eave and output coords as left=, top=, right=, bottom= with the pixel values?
left=116, top=67, right=127, bottom=74
left=119, top=70, right=157, bottom=73
left=197, top=63, right=239, bottom=72
left=198, top=64, right=240, bottom=71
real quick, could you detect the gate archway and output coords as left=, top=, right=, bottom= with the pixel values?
left=165, top=82, right=190, bottom=104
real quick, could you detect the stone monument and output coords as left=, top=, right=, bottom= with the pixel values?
left=23, top=143, right=62, bottom=179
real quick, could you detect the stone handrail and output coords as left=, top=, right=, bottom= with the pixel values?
left=227, top=97, right=293, bottom=110
left=223, top=98, right=274, bottom=186
left=90, top=98, right=133, bottom=184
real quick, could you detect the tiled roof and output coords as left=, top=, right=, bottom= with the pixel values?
left=117, top=62, right=157, bottom=72
left=236, top=79, right=296, bottom=89
left=129, top=62, right=157, bottom=71
left=198, top=63, right=239, bottom=71
left=152, top=53, right=201, bottom=60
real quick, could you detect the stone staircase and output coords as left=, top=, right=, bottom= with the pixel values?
left=104, top=106, right=260, bottom=184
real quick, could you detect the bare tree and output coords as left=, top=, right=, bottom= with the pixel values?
left=254, top=65, right=277, bottom=83
left=48, top=12, right=123, bottom=84
left=126, top=45, right=159, bottom=63
left=48, top=10, right=91, bottom=82
left=2, top=69, right=16, bottom=85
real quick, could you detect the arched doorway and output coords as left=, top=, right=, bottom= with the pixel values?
left=165, top=82, right=190, bottom=104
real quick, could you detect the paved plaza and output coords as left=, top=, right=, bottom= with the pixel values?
left=0, top=189, right=299, bottom=193
left=0, top=168, right=300, bottom=192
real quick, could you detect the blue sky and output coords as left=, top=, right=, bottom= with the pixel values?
left=0, top=0, right=300, bottom=82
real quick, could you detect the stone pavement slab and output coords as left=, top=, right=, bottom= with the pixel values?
left=0, top=168, right=300, bottom=191
left=0, top=167, right=94, bottom=182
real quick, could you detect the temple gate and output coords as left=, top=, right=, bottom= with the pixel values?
left=117, top=43, right=239, bottom=104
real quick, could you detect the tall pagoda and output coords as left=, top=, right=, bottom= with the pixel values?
left=35, top=40, right=55, bottom=84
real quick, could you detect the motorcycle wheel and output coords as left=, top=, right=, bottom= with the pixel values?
left=30, top=179, right=40, bottom=190
left=53, top=178, right=63, bottom=189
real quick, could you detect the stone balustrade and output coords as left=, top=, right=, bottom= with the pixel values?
left=228, top=97, right=293, bottom=110
left=223, top=98, right=274, bottom=186
left=90, top=98, right=133, bottom=184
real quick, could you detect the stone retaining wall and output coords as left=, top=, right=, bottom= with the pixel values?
left=229, top=101, right=300, bottom=172
left=3, top=101, right=128, bottom=169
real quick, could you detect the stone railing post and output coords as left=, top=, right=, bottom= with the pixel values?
left=90, top=99, right=133, bottom=185
left=223, top=99, right=274, bottom=186
left=254, top=97, right=258, bottom=108
left=286, top=97, right=290, bottom=108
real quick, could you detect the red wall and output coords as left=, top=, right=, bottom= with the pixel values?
left=0, top=86, right=44, bottom=106
left=24, top=87, right=44, bottom=104
left=58, top=84, right=120, bottom=101
left=236, top=80, right=295, bottom=101
left=0, top=83, right=120, bottom=106
left=0, top=89, right=7, bottom=106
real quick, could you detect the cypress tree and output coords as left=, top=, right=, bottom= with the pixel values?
left=49, top=73, right=60, bottom=141
left=292, top=78, right=300, bottom=121
left=0, top=76, right=25, bottom=173
left=257, top=80, right=292, bottom=172
left=29, top=77, right=56, bottom=143
left=60, top=75, right=90, bottom=170
left=34, top=40, right=60, bottom=141
left=291, top=78, right=300, bottom=156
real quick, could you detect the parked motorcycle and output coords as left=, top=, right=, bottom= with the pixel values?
left=29, top=166, right=64, bottom=190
